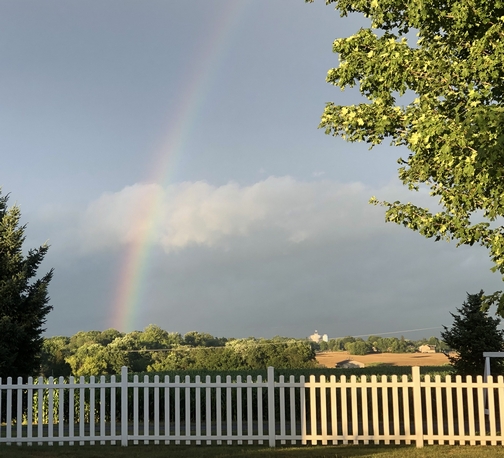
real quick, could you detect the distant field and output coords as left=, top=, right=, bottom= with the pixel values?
left=316, top=351, right=450, bottom=367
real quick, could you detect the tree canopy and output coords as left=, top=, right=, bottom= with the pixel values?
left=307, top=0, right=504, bottom=314
left=0, top=191, right=53, bottom=379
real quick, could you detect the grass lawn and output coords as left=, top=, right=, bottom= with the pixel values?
left=2, top=444, right=504, bottom=458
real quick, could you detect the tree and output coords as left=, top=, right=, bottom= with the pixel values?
left=0, top=191, right=53, bottom=379
left=307, top=0, right=504, bottom=314
left=40, top=336, right=71, bottom=377
left=346, top=339, right=371, bottom=355
left=441, top=291, right=504, bottom=376
left=65, top=342, right=110, bottom=377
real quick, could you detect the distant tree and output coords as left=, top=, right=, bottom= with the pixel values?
left=441, top=291, right=504, bottom=376
left=67, top=330, right=102, bottom=351
left=319, top=340, right=329, bottom=351
left=346, top=340, right=371, bottom=356
left=141, top=325, right=180, bottom=348
left=183, top=331, right=224, bottom=347
left=95, top=329, right=124, bottom=346
left=40, top=336, right=71, bottom=377
left=0, top=191, right=53, bottom=379
left=65, top=342, right=110, bottom=377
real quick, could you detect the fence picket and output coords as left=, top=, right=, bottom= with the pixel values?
left=1, top=365, right=504, bottom=449
left=185, top=375, right=191, bottom=444
left=424, top=375, right=433, bottom=444
left=154, top=375, right=160, bottom=444
left=257, top=376, right=263, bottom=445
left=361, top=376, right=369, bottom=445
left=455, top=375, right=464, bottom=443
left=59, top=377, right=65, bottom=445
left=290, top=375, right=297, bottom=445
left=487, top=376, right=497, bottom=445
left=412, top=366, right=423, bottom=448
left=371, top=375, right=378, bottom=442
left=350, top=375, right=358, bottom=442
left=27, top=378, right=33, bottom=446
left=69, top=376, right=75, bottom=446
left=195, top=376, right=201, bottom=445
left=330, top=375, right=337, bottom=443
left=164, top=376, right=170, bottom=444
left=391, top=375, right=399, bottom=440
left=382, top=375, right=390, bottom=445
left=216, top=376, right=221, bottom=444
left=226, top=375, right=232, bottom=445
left=401, top=375, right=410, bottom=444
left=205, top=377, right=211, bottom=445
left=498, top=376, right=504, bottom=446
left=279, top=375, right=286, bottom=445
left=110, top=375, right=116, bottom=446
left=121, top=367, right=128, bottom=446
left=175, top=375, right=180, bottom=444
left=236, top=375, right=242, bottom=445
left=16, top=378, right=22, bottom=443
left=476, top=376, right=486, bottom=444
left=247, top=376, right=253, bottom=444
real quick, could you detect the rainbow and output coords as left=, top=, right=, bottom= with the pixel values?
left=110, top=1, right=251, bottom=332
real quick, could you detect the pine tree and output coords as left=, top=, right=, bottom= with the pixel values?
left=441, top=291, right=504, bottom=377
left=0, top=191, right=53, bottom=379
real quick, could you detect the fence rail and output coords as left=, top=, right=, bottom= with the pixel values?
left=1, top=366, right=503, bottom=448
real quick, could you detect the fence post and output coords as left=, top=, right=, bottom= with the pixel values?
left=121, top=366, right=128, bottom=447
left=267, top=366, right=276, bottom=448
left=412, top=366, right=423, bottom=448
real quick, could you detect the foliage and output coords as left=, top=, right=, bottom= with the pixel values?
left=184, top=330, right=227, bottom=347
left=40, top=327, right=318, bottom=376
left=441, top=291, right=504, bottom=376
left=318, top=335, right=443, bottom=353
left=65, top=342, right=111, bottom=377
left=40, top=336, right=71, bottom=377
left=149, top=339, right=317, bottom=372
left=345, top=339, right=372, bottom=355
left=40, top=323, right=455, bottom=377
left=307, top=0, right=504, bottom=314
left=0, top=191, right=53, bottom=380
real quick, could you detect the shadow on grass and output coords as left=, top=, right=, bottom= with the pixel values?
left=1, top=444, right=501, bottom=458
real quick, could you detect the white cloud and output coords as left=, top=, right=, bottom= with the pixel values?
left=74, top=176, right=432, bottom=254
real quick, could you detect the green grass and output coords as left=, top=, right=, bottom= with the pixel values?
left=2, top=444, right=504, bottom=458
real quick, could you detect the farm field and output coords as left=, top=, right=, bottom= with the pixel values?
left=316, top=351, right=450, bottom=368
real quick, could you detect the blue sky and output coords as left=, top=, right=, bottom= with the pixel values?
left=2, top=0, right=501, bottom=339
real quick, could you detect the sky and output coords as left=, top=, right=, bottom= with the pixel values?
left=2, top=0, right=502, bottom=340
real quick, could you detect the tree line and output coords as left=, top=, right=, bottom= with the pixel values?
left=40, top=327, right=318, bottom=377
left=317, top=335, right=450, bottom=355
left=41, top=326, right=455, bottom=378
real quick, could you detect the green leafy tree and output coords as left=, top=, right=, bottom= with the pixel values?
left=441, top=291, right=504, bottom=376
left=40, top=336, right=71, bottom=377
left=346, top=339, right=371, bottom=355
left=67, top=330, right=102, bottom=351
left=65, top=342, right=110, bottom=377
left=308, top=0, right=504, bottom=314
left=95, top=328, right=124, bottom=346
left=184, top=331, right=225, bottom=347
left=0, top=192, right=53, bottom=379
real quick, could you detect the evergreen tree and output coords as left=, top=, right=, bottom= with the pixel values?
left=0, top=191, right=53, bottom=379
left=441, top=291, right=504, bottom=377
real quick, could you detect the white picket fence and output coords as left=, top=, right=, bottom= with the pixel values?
left=1, top=366, right=503, bottom=448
